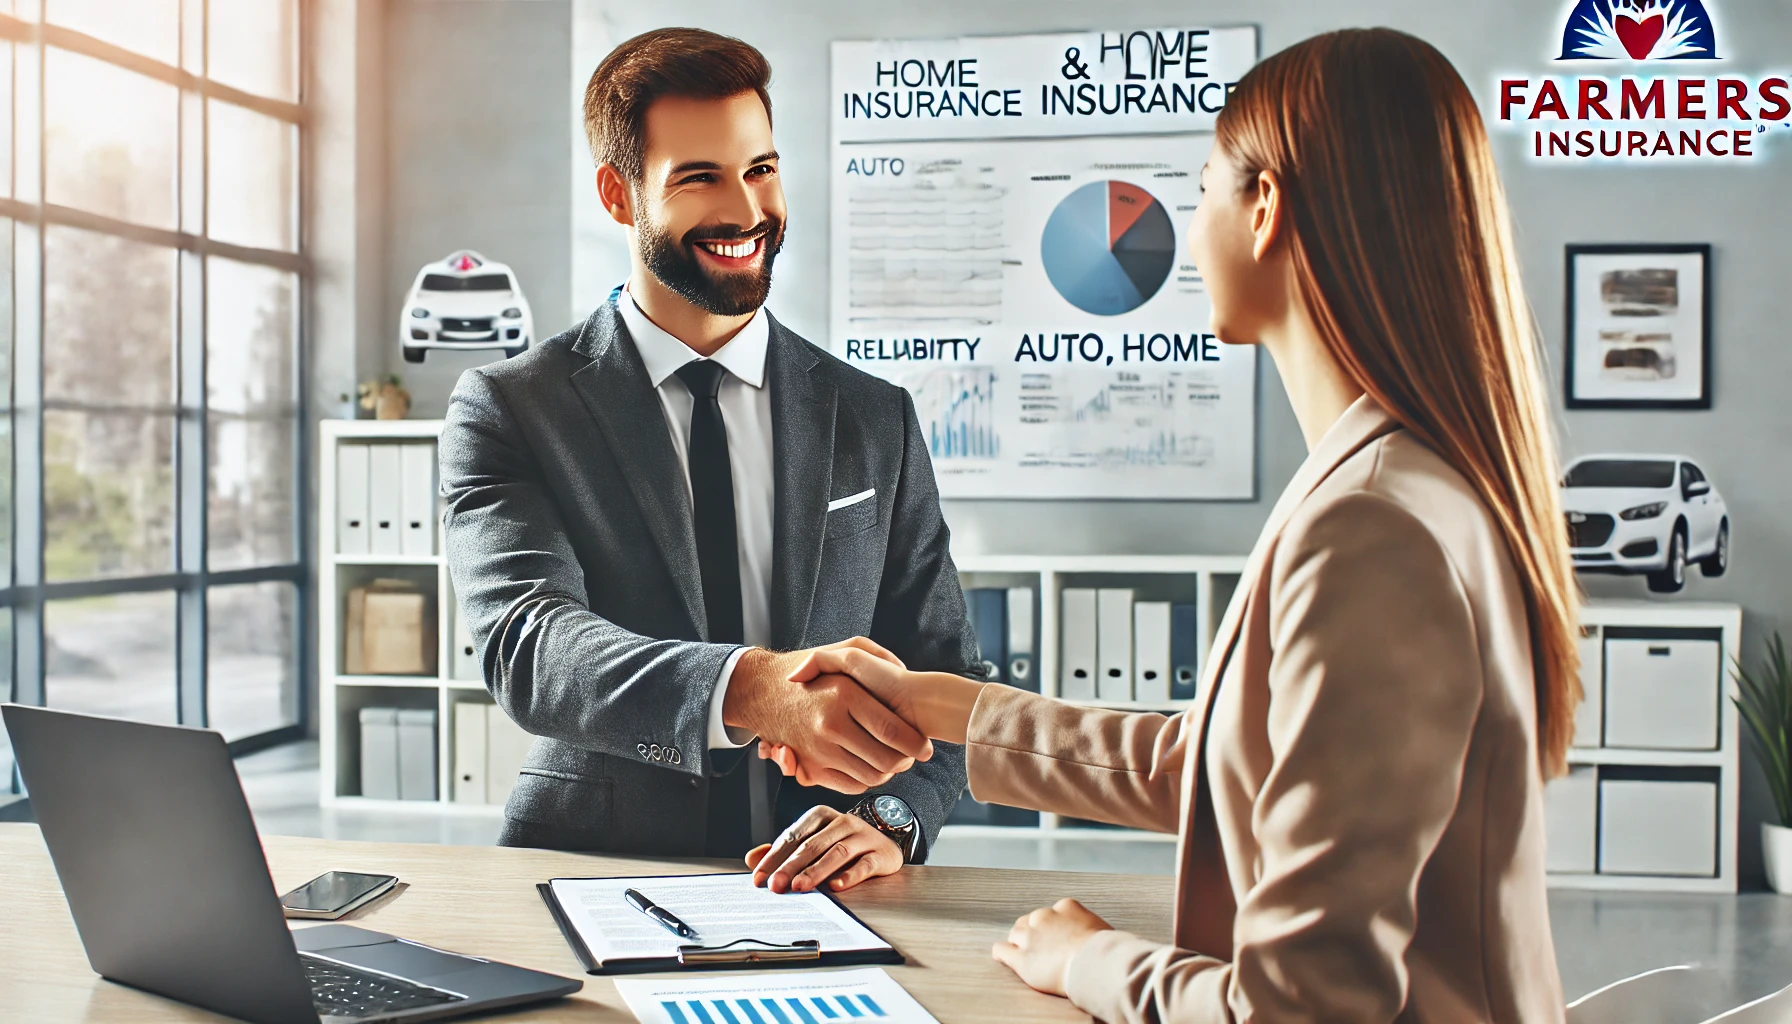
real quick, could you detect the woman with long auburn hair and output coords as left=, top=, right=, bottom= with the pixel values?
left=752, top=27, right=1580, bottom=1022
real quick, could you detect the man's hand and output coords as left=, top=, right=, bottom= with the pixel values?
left=756, top=641, right=918, bottom=792
left=790, top=645, right=924, bottom=722
left=723, top=637, right=932, bottom=794
left=991, top=898, right=1114, bottom=997
left=744, top=805, right=903, bottom=894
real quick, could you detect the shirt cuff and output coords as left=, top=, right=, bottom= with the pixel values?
left=708, top=646, right=757, bottom=749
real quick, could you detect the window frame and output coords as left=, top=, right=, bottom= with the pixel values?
left=0, top=1, right=310, bottom=788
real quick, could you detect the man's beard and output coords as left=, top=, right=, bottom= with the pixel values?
left=638, top=210, right=784, bottom=317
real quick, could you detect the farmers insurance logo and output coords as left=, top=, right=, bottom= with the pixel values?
left=1496, top=0, right=1790, bottom=161
left=1558, top=0, right=1716, bottom=61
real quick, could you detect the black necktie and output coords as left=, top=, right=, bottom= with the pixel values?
left=675, top=360, right=744, bottom=646
left=677, top=360, right=771, bottom=854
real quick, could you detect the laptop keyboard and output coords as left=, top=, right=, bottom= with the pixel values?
left=301, top=954, right=464, bottom=1019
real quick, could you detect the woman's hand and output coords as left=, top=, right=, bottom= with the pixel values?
left=761, top=653, right=989, bottom=786
left=789, top=646, right=919, bottom=722
left=762, top=649, right=925, bottom=788
left=991, top=898, right=1114, bottom=997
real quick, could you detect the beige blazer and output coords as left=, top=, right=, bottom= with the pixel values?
left=966, top=397, right=1565, bottom=1023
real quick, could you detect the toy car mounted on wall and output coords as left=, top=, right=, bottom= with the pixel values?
left=1561, top=455, right=1729, bottom=594
left=400, top=250, right=533, bottom=363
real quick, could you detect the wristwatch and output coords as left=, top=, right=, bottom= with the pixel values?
left=851, top=794, right=919, bottom=863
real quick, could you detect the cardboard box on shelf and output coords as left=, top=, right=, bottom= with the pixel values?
left=344, top=578, right=436, bottom=676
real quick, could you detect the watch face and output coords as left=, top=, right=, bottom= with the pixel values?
left=872, top=795, right=914, bottom=828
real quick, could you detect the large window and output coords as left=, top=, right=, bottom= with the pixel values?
left=2, top=0, right=305, bottom=789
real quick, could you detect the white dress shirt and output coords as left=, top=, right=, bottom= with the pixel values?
left=615, top=288, right=771, bottom=749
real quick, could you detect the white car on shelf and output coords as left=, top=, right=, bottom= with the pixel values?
left=1560, top=454, right=1728, bottom=594
left=399, top=250, right=533, bottom=363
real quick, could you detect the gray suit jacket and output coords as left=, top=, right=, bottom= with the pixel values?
left=440, top=301, right=978, bottom=859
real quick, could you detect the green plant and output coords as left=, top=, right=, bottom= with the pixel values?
left=1733, top=632, right=1792, bottom=829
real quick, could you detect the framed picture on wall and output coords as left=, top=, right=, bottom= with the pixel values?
left=1565, top=243, right=1711, bottom=410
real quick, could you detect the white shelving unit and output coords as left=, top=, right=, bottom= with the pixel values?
left=1551, top=600, right=1742, bottom=893
left=315, top=432, right=1745, bottom=891
left=943, top=557, right=1744, bottom=893
left=318, top=419, right=501, bottom=815
left=942, top=554, right=1249, bottom=846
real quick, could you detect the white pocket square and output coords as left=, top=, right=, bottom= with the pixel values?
left=826, top=488, right=876, bottom=512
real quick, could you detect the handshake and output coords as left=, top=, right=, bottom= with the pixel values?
left=721, top=637, right=943, bottom=794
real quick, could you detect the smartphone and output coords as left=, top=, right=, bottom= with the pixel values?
left=279, top=870, right=398, bottom=920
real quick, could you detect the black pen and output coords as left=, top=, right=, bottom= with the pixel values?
left=623, top=887, right=699, bottom=940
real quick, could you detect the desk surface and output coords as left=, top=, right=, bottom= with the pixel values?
left=0, top=823, right=1172, bottom=1023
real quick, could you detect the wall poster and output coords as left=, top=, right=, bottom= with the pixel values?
left=830, top=27, right=1259, bottom=499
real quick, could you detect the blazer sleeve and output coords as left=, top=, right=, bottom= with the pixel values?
left=1062, top=491, right=1485, bottom=1024
left=860, top=389, right=982, bottom=858
left=963, top=686, right=1186, bottom=834
left=440, top=367, right=736, bottom=776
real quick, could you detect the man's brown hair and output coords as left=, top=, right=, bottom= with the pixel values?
left=583, top=28, right=773, bottom=181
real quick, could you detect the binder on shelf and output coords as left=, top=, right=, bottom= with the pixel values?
left=1133, top=601, right=1172, bottom=703
left=359, top=707, right=400, bottom=800
left=337, top=443, right=370, bottom=555
left=946, top=791, right=991, bottom=825
left=367, top=444, right=404, bottom=556
left=967, top=588, right=1007, bottom=684
left=1170, top=602, right=1199, bottom=701
left=1006, top=586, right=1037, bottom=692
left=451, top=598, right=481, bottom=682
left=485, top=704, right=535, bottom=806
left=1096, top=588, right=1134, bottom=702
left=399, top=443, right=437, bottom=557
left=396, top=708, right=438, bottom=801
left=452, top=702, right=488, bottom=805
left=1059, top=588, right=1098, bottom=700
left=989, top=804, right=1040, bottom=827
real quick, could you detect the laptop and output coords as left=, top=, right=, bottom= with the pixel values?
left=2, top=704, right=582, bottom=1023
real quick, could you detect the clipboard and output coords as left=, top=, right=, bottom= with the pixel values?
left=536, top=875, right=906, bottom=976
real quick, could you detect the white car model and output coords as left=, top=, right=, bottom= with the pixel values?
left=1561, top=454, right=1729, bottom=594
left=400, top=250, right=533, bottom=363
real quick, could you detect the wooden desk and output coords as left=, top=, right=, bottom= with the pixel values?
left=0, top=823, right=1172, bottom=1023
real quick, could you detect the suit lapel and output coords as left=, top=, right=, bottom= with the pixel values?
left=767, top=317, right=836, bottom=651
left=568, top=303, right=708, bottom=638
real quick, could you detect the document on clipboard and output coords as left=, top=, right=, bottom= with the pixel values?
left=537, top=873, right=902, bottom=975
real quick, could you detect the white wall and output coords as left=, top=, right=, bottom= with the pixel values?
left=380, top=0, right=575, bottom=414
left=373, top=0, right=1792, bottom=884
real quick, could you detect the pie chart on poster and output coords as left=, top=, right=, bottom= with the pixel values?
left=1040, top=180, right=1176, bottom=316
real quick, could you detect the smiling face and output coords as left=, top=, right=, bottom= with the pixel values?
left=631, top=90, right=786, bottom=317
left=1186, top=144, right=1288, bottom=346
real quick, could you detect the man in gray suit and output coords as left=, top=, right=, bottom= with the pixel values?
left=441, top=28, right=978, bottom=894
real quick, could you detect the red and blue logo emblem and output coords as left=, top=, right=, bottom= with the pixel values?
left=1558, top=0, right=1718, bottom=60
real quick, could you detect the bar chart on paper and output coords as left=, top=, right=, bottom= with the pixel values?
left=662, top=993, right=888, bottom=1024
left=615, top=969, right=939, bottom=1024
